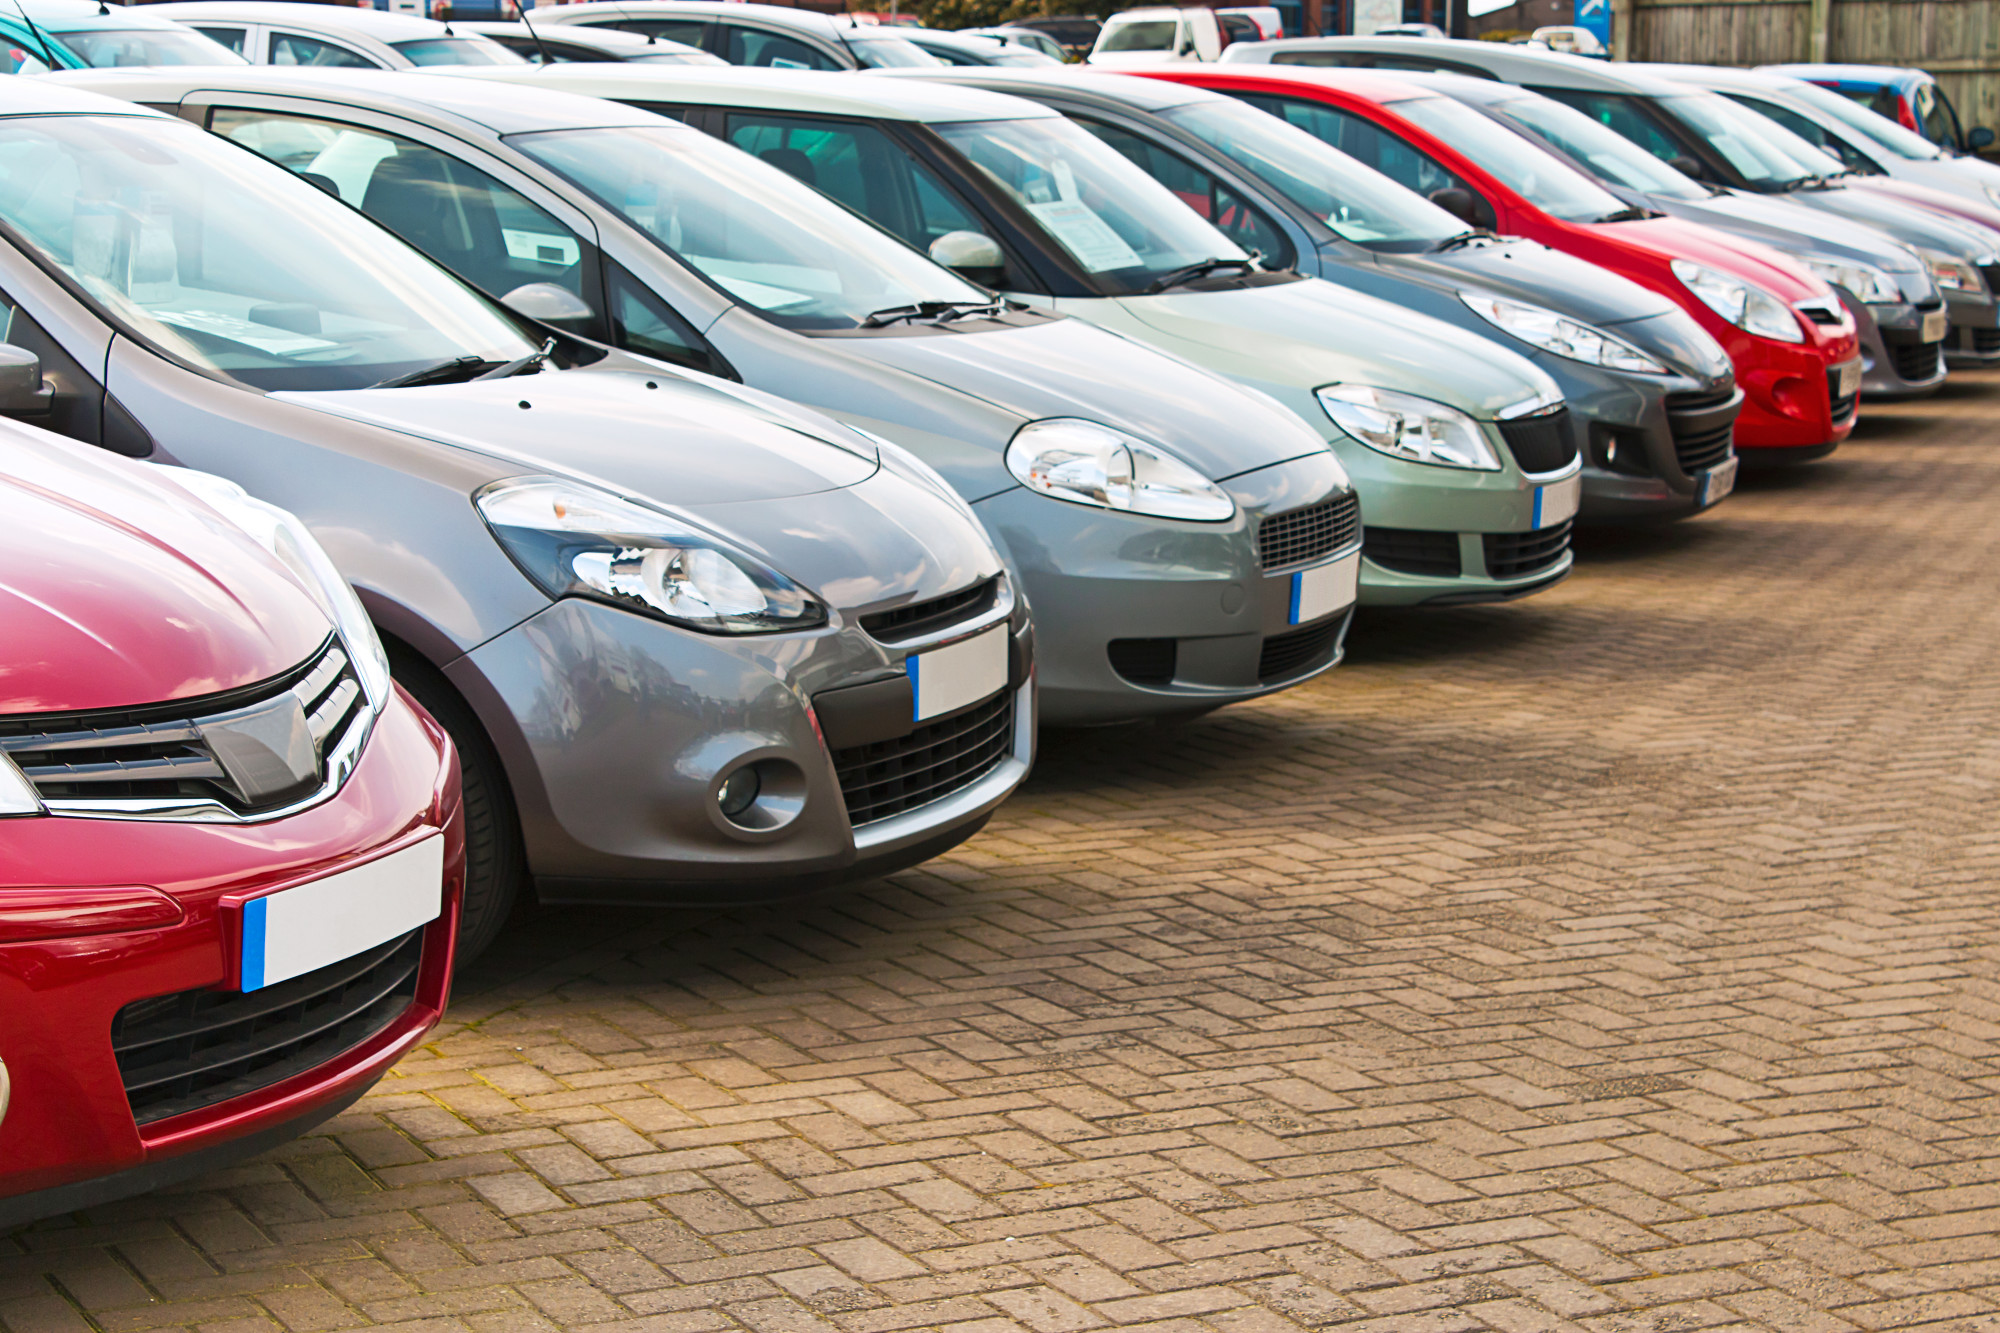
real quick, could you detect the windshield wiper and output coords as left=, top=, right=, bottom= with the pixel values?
left=860, top=300, right=1005, bottom=328
left=1592, top=206, right=1654, bottom=224
left=1145, top=257, right=1258, bottom=294
left=475, top=337, right=557, bottom=381
left=370, top=355, right=501, bottom=389
left=1430, top=229, right=1496, bottom=252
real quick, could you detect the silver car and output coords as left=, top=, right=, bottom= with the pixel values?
left=0, top=79, right=1032, bottom=958
left=68, top=65, right=1364, bottom=724
left=146, top=1, right=527, bottom=69
left=530, top=1, right=941, bottom=70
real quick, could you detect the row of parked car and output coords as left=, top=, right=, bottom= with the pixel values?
left=4, top=0, right=1998, bottom=1228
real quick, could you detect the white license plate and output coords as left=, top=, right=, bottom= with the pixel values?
left=1835, top=359, right=1863, bottom=397
left=908, top=625, right=1008, bottom=722
left=1289, top=551, right=1359, bottom=625
left=1697, top=454, right=1738, bottom=508
left=1532, top=474, right=1581, bottom=529
left=1922, top=308, right=1949, bottom=342
left=240, top=833, right=443, bottom=992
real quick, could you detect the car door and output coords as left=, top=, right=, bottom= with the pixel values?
left=264, top=29, right=380, bottom=68
left=1231, top=92, right=1499, bottom=228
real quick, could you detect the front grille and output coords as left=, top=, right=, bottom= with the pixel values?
left=1665, top=386, right=1737, bottom=474
left=859, top=578, right=998, bottom=643
left=112, top=930, right=421, bottom=1125
left=1258, top=493, right=1361, bottom=570
left=1364, top=527, right=1460, bottom=578
left=1484, top=522, right=1572, bottom=579
left=1889, top=336, right=1943, bottom=382
left=1828, top=367, right=1859, bottom=426
left=1259, top=616, right=1345, bottom=682
left=0, top=637, right=366, bottom=817
left=833, top=689, right=1013, bottom=827
left=1796, top=298, right=1845, bottom=325
left=1108, top=637, right=1177, bottom=685
left=1961, top=326, right=2000, bottom=356
left=1497, top=407, right=1578, bottom=474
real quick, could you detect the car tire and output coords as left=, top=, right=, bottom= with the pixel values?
left=384, top=642, right=525, bottom=966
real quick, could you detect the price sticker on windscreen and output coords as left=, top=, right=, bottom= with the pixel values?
left=1290, top=553, right=1360, bottom=625
left=908, top=626, right=1008, bottom=722
left=239, top=834, right=444, bottom=992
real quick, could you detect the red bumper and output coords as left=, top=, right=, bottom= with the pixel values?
left=1726, top=322, right=1862, bottom=451
left=0, top=686, right=462, bottom=1219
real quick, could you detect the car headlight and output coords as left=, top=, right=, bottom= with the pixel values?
left=1460, top=294, right=1668, bottom=373
left=1004, top=419, right=1234, bottom=522
left=1316, top=385, right=1501, bottom=471
left=476, top=478, right=826, bottom=634
left=1800, top=257, right=1902, bottom=304
left=1670, top=259, right=1804, bottom=343
left=1922, top=249, right=1985, bottom=293
left=158, top=466, right=392, bottom=714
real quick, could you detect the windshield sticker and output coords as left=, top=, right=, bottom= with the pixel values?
left=1026, top=199, right=1141, bottom=273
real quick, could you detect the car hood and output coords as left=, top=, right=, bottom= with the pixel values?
left=1789, top=183, right=2000, bottom=260
left=1106, top=278, right=1558, bottom=419
left=1597, top=214, right=1833, bottom=303
left=1647, top=188, right=1927, bottom=272
left=1376, top=235, right=1681, bottom=327
left=1848, top=176, right=2000, bottom=245
left=849, top=314, right=1330, bottom=479
left=282, top=364, right=879, bottom=507
left=0, top=427, right=331, bottom=716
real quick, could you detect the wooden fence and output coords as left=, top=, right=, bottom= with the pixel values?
left=1616, top=0, right=2000, bottom=136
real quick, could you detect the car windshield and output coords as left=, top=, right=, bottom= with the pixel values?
left=0, top=114, right=534, bottom=390
left=1100, top=19, right=1177, bottom=51
left=54, top=26, right=246, bottom=67
left=1658, top=92, right=1830, bottom=186
left=1389, top=93, right=1628, bottom=222
left=388, top=36, right=527, bottom=65
left=509, top=123, right=989, bottom=329
left=1491, top=93, right=1708, bottom=200
left=1787, top=79, right=1941, bottom=159
left=848, top=36, right=940, bottom=66
left=933, top=115, right=1248, bottom=293
left=1158, top=99, right=1461, bottom=249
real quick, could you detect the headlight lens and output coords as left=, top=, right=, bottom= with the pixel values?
left=1004, top=419, right=1234, bottom=522
left=159, top=466, right=392, bottom=714
left=1459, top=294, right=1668, bottom=373
left=1670, top=259, right=1804, bottom=343
left=477, top=478, right=826, bottom=634
left=1800, top=257, right=1902, bottom=304
left=1316, top=385, right=1501, bottom=471
left=1922, top=249, right=1984, bottom=293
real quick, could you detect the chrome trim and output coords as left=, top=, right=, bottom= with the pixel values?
left=1497, top=389, right=1566, bottom=421
left=850, top=676, right=1035, bottom=857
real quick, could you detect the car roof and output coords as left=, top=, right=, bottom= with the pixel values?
left=144, top=1, right=463, bottom=39
left=56, top=64, right=669, bottom=136
left=895, top=66, right=1218, bottom=112
left=543, top=2, right=845, bottom=37
left=1626, top=63, right=1794, bottom=93
left=1231, top=36, right=1693, bottom=93
left=0, top=71, right=166, bottom=116
left=460, top=22, right=658, bottom=49
left=12, top=0, right=212, bottom=33
left=442, top=62, right=1057, bottom=121
left=1187, top=63, right=1453, bottom=104
left=1762, top=63, right=1929, bottom=87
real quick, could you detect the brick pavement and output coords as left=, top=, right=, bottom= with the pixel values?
left=9, top=371, right=2000, bottom=1333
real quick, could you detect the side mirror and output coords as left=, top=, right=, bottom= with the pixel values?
left=499, top=282, right=594, bottom=329
left=1428, top=187, right=1480, bottom=227
left=1669, top=155, right=1705, bottom=180
left=1968, top=126, right=1996, bottom=152
left=928, top=230, right=1005, bottom=287
left=0, top=343, right=51, bottom=417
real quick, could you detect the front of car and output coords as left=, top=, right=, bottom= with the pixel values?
left=0, top=424, right=462, bottom=1227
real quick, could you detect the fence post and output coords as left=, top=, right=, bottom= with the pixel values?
left=1610, top=0, right=1633, bottom=59
left=1807, top=0, right=1830, bottom=61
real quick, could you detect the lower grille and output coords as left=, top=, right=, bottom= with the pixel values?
left=1108, top=637, right=1177, bottom=685
left=112, top=930, right=421, bottom=1125
left=1484, top=522, right=1572, bottom=579
left=1363, top=527, right=1460, bottom=578
left=1960, top=326, right=2000, bottom=356
left=1259, top=616, right=1345, bottom=682
left=1665, top=385, right=1737, bottom=474
left=1828, top=367, right=1859, bottom=427
left=1258, top=493, right=1361, bottom=569
left=833, top=689, right=1013, bottom=827
left=1888, top=336, right=1943, bottom=382
left=1498, top=407, right=1578, bottom=474
left=859, top=578, right=998, bottom=643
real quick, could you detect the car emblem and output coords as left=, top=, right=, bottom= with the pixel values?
left=200, top=695, right=319, bottom=806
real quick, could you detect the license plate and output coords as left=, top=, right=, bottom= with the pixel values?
left=1835, top=359, right=1862, bottom=397
left=1697, top=455, right=1738, bottom=508
left=1922, top=308, right=1949, bottom=342
left=908, top=625, right=1007, bottom=722
left=1532, top=473, right=1581, bottom=529
left=239, top=833, right=444, bottom=992
left=1289, top=551, right=1359, bottom=625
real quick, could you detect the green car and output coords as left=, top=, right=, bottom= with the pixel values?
left=446, top=65, right=1583, bottom=606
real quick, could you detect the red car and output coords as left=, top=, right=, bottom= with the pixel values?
left=0, top=423, right=462, bottom=1226
left=1145, top=66, right=1865, bottom=460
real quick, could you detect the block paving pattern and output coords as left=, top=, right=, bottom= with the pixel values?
left=9, top=373, right=2000, bottom=1332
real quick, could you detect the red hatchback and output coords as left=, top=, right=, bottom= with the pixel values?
left=1146, top=67, right=1865, bottom=460
left=0, top=423, right=462, bottom=1227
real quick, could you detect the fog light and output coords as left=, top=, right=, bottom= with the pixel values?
left=718, top=766, right=761, bottom=818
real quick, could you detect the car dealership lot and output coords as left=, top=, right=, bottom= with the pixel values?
left=6, top=371, right=2000, bottom=1333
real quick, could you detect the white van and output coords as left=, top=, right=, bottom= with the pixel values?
left=1087, top=6, right=1221, bottom=63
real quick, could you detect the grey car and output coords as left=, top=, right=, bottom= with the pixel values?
left=0, top=79, right=1033, bottom=958
left=916, top=66, right=1743, bottom=522
left=146, top=1, right=528, bottom=69
left=531, top=1, right=942, bottom=70
left=68, top=65, right=1364, bottom=723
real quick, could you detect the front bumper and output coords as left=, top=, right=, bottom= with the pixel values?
left=1544, top=361, right=1741, bottom=524
left=0, top=691, right=462, bottom=1227
left=1944, top=284, right=2000, bottom=369
left=1853, top=295, right=1949, bottom=397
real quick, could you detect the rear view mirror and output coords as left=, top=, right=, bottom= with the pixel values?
left=1969, top=126, right=1996, bottom=152
left=499, top=282, right=594, bottom=329
left=928, top=231, right=1006, bottom=287
left=0, top=343, right=51, bottom=417
left=1428, top=187, right=1480, bottom=227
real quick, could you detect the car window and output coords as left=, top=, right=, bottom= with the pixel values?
left=1916, top=84, right=1958, bottom=147
left=1074, top=117, right=1291, bottom=265
left=210, top=108, right=595, bottom=322
left=57, top=26, right=244, bottom=68
left=1488, top=93, right=1708, bottom=200
left=609, top=18, right=708, bottom=46
left=192, top=25, right=246, bottom=54
left=1234, top=92, right=1474, bottom=207
left=268, top=32, right=375, bottom=68
left=1270, top=49, right=1366, bottom=66
left=1099, top=19, right=1179, bottom=52
left=1532, top=89, right=1690, bottom=168
left=722, top=25, right=840, bottom=70
left=912, top=39, right=979, bottom=66
left=1722, top=93, right=1877, bottom=173
left=388, top=36, right=526, bottom=66
left=847, top=37, right=939, bottom=67
left=605, top=262, right=722, bottom=376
